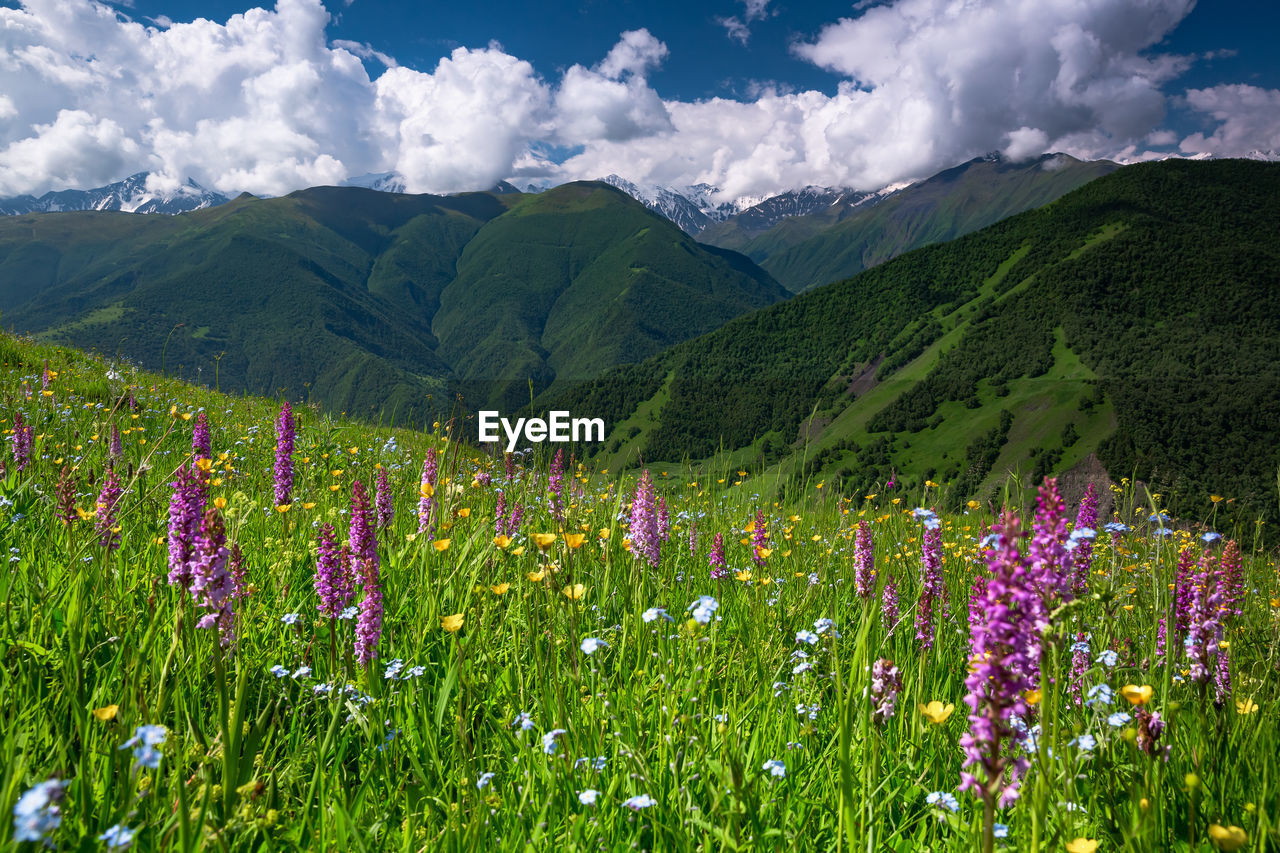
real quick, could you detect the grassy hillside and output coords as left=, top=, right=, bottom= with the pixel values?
left=433, top=182, right=788, bottom=410
left=0, top=183, right=784, bottom=421
left=701, top=154, right=1118, bottom=292
left=539, top=159, right=1280, bottom=519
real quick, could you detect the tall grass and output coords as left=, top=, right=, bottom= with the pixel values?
left=1, top=333, right=1276, bottom=851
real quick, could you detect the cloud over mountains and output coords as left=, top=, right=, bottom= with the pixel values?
left=1, top=0, right=1276, bottom=200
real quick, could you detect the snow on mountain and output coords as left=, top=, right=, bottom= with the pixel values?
left=0, top=173, right=229, bottom=216
left=341, top=171, right=409, bottom=193
left=725, top=186, right=884, bottom=233
left=598, top=175, right=730, bottom=234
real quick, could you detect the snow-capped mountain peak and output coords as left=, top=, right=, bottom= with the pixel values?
left=0, top=172, right=230, bottom=216
left=341, top=171, right=409, bottom=193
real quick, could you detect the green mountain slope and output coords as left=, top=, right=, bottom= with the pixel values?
left=540, top=159, right=1280, bottom=516
left=434, top=182, right=788, bottom=409
left=0, top=183, right=785, bottom=420
left=701, top=153, right=1118, bottom=292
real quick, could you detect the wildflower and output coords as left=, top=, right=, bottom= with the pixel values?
left=1120, top=684, right=1154, bottom=706
left=281, top=613, right=301, bottom=625
left=192, top=411, right=212, bottom=462
left=273, top=402, right=294, bottom=507
left=441, top=613, right=464, bottom=633
left=1186, top=549, right=1223, bottom=686
left=1219, top=540, right=1243, bottom=618
left=912, top=507, right=940, bottom=530
left=751, top=509, right=768, bottom=567
left=657, top=495, right=670, bottom=541
left=476, top=772, right=495, bottom=790
left=918, top=700, right=955, bottom=724
left=959, top=511, right=1037, bottom=810
left=709, top=532, right=729, bottom=579
left=869, top=658, right=902, bottom=723
left=993, top=823, right=1009, bottom=839
left=926, top=791, right=959, bottom=812
left=1106, top=711, right=1132, bottom=727
left=795, top=629, right=818, bottom=645
left=1207, top=825, right=1248, bottom=851
left=622, top=794, right=656, bottom=810
left=189, top=508, right=236, bottom=646
left=881, top=570, right=899, bottom=631
left=270, top=665, right=288, bottom=678
left=1070, top=484, right=1098, bottom=594
left=916, top=522, right=946, bottom=649
left=578, top=789, right=600, bottom=805
left=541, top=729, right=567, bottom=754
left=853, top=520, right=875, bottom=599
left=1070, top=734, right=1097, bottom=752
left=1095, top=649, right=1118, bottom=667
left=580, top=637, right=607, bottom=654
left=292, top=666, right=311, bottom=679
left=55, top=466, right=77, bottom=525
left=418, top=449, right=438, bottom=534
left=688, top=595, right=719, bottom=625
left=813, top=617, right=838, bottom=636
left=1065, top=839, right=1098, bottom=853
left=167, top=464, right=206, bottom=588
left=375, top=466, right=393, bottom=530
left=12, top=779, right=65, bottom=844
left=1236, top=697, right=1259, bottom=715
left=121, top=724, right=167, bottom=770
left=1134, top=708, right=1165, bottom=755
left=11, top=411, right=32, bottom=471
left=629, top=470, right=660, bottom=568
left=98, top=823, right=136, bottom=850
left=95, top=467, right=124, bottom=549
left=349, top=480, right=382, bottom=665
left=762, top=758, right=786, bottom=778
left=109, top=423, right=123, bottom=461
left=642, top=607, right=673, bottom=623
left=314, top=524, right=353, bottom=619
left=688, top=519, right=698, bottom=556
left=548, top=449, right=566, bottom=522
left=511, top=712, right=535, bottom=732
left=1068, top=630, right=1089, bottom=706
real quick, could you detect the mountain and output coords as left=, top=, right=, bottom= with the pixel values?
left=537, top=159, right=1280, bottom=516
left=696, top=184, right=894, bottom=253
left=702, top=153, right=1119, bottom=292
left=432, top=181, right=788, bottom=408
left=0, top=182, right=785, bottom=420
left=341, top=171, right=409, bottom=193
left=597, top=175, right=742, bottom=235
left=0, top=172, right=229, bottom=216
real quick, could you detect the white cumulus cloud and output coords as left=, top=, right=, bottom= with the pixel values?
left=0, top=0, right=1275, bottom=203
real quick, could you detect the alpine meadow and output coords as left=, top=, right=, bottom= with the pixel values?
left=4, top=0, right=1280, bottom=849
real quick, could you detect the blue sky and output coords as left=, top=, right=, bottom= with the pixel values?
left=2, top=0, right=1278, bottom=199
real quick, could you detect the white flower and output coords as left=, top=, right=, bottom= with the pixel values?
left=580, top=637, right=607, bottom=655
left=642, top=607, right=672, bottom=623
left=622, top=794, right=656, bottom=810
left=926, top=791, right=959, bottom=812
left=578, top=789, right=599, bottom=806
left=795, top=629, right=819, bottom=645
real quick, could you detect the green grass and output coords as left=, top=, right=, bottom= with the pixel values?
left=2, top=331, right=1279, bottom=851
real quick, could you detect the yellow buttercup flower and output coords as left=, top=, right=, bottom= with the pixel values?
left=526, top=569, right=546, bottom=582
left=562, top=583, right=585, bottom=600
left=755, top=546, right=773, bottom=560
left=419, top=482, right=435, bottom=499
left=91, top=704, right=119, bottom=722
left=1235, top=697, right=1258, bottom=715
left=1120, top=684, right=1154, bottom=706
left=433, top=538, right=451, bottom=552
left=1065, top=839, right=1098, bottom=853
left=511, top=546, right=526, bottom=557
left=735, top=570, right=752, bottom=582
left=456, top=507, right=471, bottom=518
left=1023, top=689, right=1042, bottom=706
left=493, top=535, right=512, bottom=549
left=1207, top=824, right=1248, bottom=851
left=918, top=701, right=955, bottom=725
left=533, top=532, right=557, bottom=550
left=441, top=613, right=464, bottom=632
left=564, top=533, right=586, bottom=549
left=490, top=583, right=510, bottom=595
